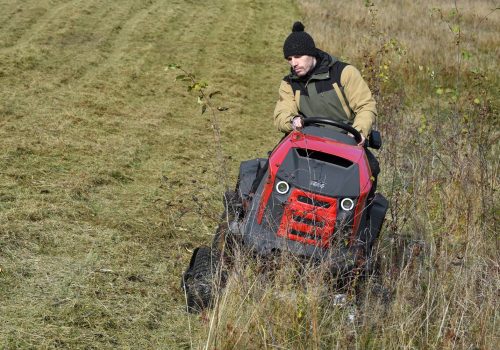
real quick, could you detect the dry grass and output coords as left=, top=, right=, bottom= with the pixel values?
left=193, top=1, right=499, bottom=349
left=301, top=0, right=499, bottom=69
left=0, top=0, right=498, bottom=349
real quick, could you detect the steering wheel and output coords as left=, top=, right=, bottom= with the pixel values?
left=302, top=117, right=363, bottom=144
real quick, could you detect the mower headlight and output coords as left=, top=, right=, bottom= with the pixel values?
left=275, top=181, right=290, bottom=195
left=340, top=198, right=355, bottom=211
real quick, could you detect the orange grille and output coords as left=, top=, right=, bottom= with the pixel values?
left=277, top=189, right=337, bottom=248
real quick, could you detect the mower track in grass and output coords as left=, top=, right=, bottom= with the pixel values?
left=0, top=0, right=297, bottom=348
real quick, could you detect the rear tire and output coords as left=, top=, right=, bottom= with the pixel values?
left=181, top=246, right=221, bottom=313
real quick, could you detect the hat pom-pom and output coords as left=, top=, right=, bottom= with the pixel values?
left=292, top=21, right=305, bottom=32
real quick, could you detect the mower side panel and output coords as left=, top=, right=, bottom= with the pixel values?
left=237, top=158, right=267, bottom=199
left=365, top=194, right=389, bottom=248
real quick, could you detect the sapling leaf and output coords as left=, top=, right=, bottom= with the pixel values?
left=461, top=50, right=472, bottom=60
left=201, top=104, right=207, bottom=114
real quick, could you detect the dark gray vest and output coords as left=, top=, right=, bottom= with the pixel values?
left=285, top=60, right=352, bottom=123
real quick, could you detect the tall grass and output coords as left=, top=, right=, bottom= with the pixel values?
left=191, top=1, right=499, bottom=349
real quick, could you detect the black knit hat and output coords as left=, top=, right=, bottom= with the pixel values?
left=283, top=21, right=317, bottom=58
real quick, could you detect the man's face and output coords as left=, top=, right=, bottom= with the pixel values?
left=287, top=55, right=316, bottom=77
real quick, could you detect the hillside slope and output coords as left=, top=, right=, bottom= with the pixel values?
left=1, top=0, right=498, bottom=349
left=0, top=0, right=297, bottom=348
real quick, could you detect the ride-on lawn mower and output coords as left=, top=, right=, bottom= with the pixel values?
left=181, top=118, right=388, bottom=312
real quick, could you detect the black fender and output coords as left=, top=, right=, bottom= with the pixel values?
left=237, top=158, right=267, bottom=199
left=365, top=193, right=389, bottom=248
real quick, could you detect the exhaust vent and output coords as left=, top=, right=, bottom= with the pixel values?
left=296, top=148, right=353, bottom=168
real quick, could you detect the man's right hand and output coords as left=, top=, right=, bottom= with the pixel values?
left=292, top=116, right=303, bottom=130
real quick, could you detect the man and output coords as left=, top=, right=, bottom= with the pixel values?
left=273, top=21, right=380, bottom=191
left=274, top=21, right=377, bottom=147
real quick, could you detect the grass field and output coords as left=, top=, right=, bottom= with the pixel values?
left=0, top=0, right=498, bottom=349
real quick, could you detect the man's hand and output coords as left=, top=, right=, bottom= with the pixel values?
left=292, top=116, right=303, bottom=131
left=348, top=132, right=366, bottom=146
left=357, top=134, right=366, bottom=146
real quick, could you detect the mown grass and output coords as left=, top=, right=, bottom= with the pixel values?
left=0, top=0, right=498, bottom=349
left=0, top=0, right=291, bottom=348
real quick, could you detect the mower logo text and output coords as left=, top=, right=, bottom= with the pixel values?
left=310, top=180, right=325, bottom=189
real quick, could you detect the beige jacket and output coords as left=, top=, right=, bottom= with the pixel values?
left=274, top=55, right=376, bottom=138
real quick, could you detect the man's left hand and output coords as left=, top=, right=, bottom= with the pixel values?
left=357, top=134, right=366, bottom=146
left=348, top=132, right=366, bottom=146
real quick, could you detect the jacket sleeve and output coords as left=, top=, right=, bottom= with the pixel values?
left=341, top=65, right=377, bottom=138
left=273, top=80, right=299, bottom=133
